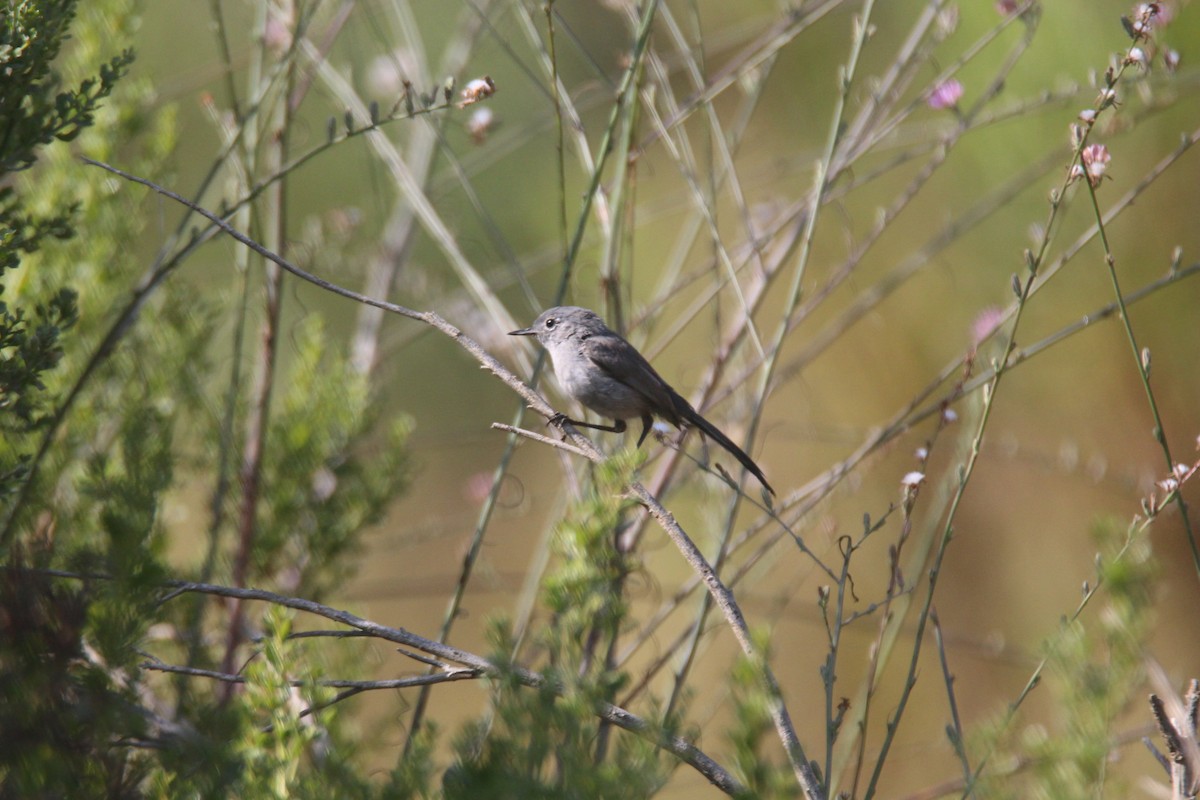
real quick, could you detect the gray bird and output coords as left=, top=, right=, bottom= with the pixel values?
left=509, top=306, right=774, bottom=495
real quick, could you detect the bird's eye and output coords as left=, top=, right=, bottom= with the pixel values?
left=544, top=317, right=556, bottom=329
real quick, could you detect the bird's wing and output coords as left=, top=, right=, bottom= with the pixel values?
left=580, top=330, right=773, bottom=493
left=580, top=333, right=682, bottom=425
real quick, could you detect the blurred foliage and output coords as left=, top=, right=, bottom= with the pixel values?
left=727, top=629, right=799, bottom=799
left=257, top=317, right=412, bottom=599
left=0, top=0, right=157, bottom=794
left=970, top=519, right=1157, bottom=799
left=229, top=607, right=328, bottom=800
left=0, top=558, right=150, bottom=798
left=0, top=0, right=416, bottom=797
left=444, top=455, right=672, bottom=799
left=541, top=450, right=643, bottom=641
left=446, top=641, right=665, bottom=800
left=1, top=0, right=180, bottom=535
left=0, top=0, right=132, bottom=174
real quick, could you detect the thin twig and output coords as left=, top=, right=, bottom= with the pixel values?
left=144, top=660, right=479, bottom=691
left=931, top=609, right=972, bottom=786
left=490, top=422, right=593, bottom=458
left=220, top=2, right=297, bottom=697
left=1082, top=158, right=1199, bottom=576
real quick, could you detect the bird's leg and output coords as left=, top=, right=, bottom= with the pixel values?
left=636, top=414, right=655, bottom=447
left=549, top=413, right=627, bottom=435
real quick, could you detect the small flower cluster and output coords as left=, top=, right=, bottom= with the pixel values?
left=458, top=76, right=496, bottom=109
left=1065, top=2, right=1180, bottom=190
left=1069, top=143, right=1111, bottom=188
left=1118, top=2, right=1181, bottom=72
left=901, top=407, right=963, bottom=498
left=1123, top=2, right=1172, bottom=36
left=1142, top=451, right=1199, bottom=517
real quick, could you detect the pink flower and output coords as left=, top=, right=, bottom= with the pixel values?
left=927, top=79, right=964, bottom=110
left=464, top=471, right=497, bottom=504
left=995, top=0, right=1020, bottom=13
left=971, top=306, right=1005, bottom=347
left=263, top=8, right=294, bottom=53
left=1081, top=143, right=1111, bottom=187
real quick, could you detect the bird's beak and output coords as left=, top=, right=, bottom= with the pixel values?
left=508, top=326, right=536, bottom=336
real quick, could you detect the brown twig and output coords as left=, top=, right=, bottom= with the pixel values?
left=219, top=2, right=297, bottom=699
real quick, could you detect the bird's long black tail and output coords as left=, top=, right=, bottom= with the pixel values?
left=673, top=394, right=774, bottom=495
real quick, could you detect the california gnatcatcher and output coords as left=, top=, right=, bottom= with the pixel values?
left=509, top=306, right=774, bottom=495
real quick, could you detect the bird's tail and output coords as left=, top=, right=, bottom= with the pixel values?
left=672, top=393, right=774, bottom=495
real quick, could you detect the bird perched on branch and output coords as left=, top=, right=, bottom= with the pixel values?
left=510, top=306, right=774, bottom=495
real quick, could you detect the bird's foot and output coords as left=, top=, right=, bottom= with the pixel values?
left=651, top=425, right=681, bottom=450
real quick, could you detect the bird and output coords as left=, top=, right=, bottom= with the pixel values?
left=509, top=306, right=774, bottom=495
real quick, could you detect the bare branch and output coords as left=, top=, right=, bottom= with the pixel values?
left=25, top=567, right=747, bottom=796
left=142, top=660, right=479, bottom=691
left=490, top=422, right=593, bottom=457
